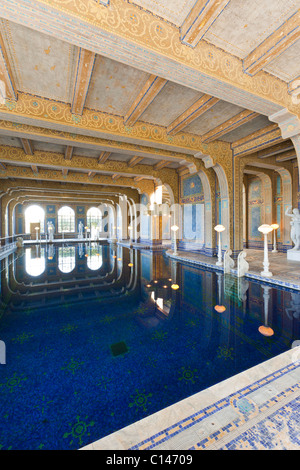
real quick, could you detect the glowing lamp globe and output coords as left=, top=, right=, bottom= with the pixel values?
left=271, top=223, right=279, bottom=230
left=171, top=284, right=179, bottom=290
left=214, top=305, right=226, bottom=313
left=171, top=225, right=179, bottom=232
left=128, top=263, right=133, bottom=267
left=258, top=224, right=273, bottom=235
left=214, top=224, right=225, bottom=233
left=258, top=325, right=274, bottom=337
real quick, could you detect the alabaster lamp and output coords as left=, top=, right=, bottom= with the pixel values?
left=271, top=223, right=279, bottom=253
left=214, top=224, right=225, bottom=266
left=258, top=224, right=273, bottom=277
left=171, top=224, right=179, bottom=255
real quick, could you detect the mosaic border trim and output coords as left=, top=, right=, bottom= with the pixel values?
left=129, top=362, right=299, bottom=450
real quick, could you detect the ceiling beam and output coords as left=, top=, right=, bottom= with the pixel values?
left=0, top=33, right=18, bottom=101
left=153, top=160, right=170, bottom=170
left=98, top=151, right=111, bottom=164
left=275, top=150, right=297, bottom=162
left=65, top=146, right=73, bottom=160
left=128, top=156, right=144, bottom=167
left=134, top=176, right=144, bottom=182
left=20, top=138, right=34, bottom=155
left=202, top=110, right=259, bottom=143
left=180, top=0, right=231, bottom=47
left=243, top=10, right=300, bottom=76
left=0, top=0, right=287, bottom=117
left=232, top=123, right=283, bottom=157
left=71, top=48, right=96, bottom=115
left=88, top=171, right=96, bottom=178
left=167, top=94, right=219, bottom=135
left=257, top=140, right=294, bottom=158
left=62, top=168, right=68, bottom=176
left=112, top=173, right=121, bottom=180
left=31, top=165, right=38, bottom=174
left=124, top=75, right=167, bottom=127
left=0, top=162, right=6, bottom=170
left=0, top=145, right=178, bottom=181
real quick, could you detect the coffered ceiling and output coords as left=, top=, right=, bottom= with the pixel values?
left=0, top=0, right=298, bottom=192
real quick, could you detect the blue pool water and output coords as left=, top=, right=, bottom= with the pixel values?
left=0, top=242, right=299, bottom=450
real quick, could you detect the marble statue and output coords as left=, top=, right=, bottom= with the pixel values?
left=223, top=249, right=234, bottom=274
left=78, top=221, right=84, bottom=239
left=237, top=251, right=249, bottom=277
left=16, top=237, right=23, bottom=248
left=285, top=207, right=300, bottom=250
left=47, top=221, right=54, bottom=242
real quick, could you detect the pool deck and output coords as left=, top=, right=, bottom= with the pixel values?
left=81, top=248, right=300, bottom=451
left=81, top=348, right=300, bottom=450
left=165, top=248, right=300, bottom=291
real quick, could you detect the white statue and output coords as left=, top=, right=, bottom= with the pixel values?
left=16, top=237, right=23, bottom=248
left=285, top=207, right=300, bottom=250
left=223, top=249, right=234, bottom=274
left=78, top=221, right=84, bottom=239
left=237, top=251, right=249, bottom=277
left=47, top=221, right=54, bottom=242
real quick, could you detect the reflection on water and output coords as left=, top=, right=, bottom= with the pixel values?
left=0, top=243, right=299, bottom=450
left=25, top=246, right=46, bottom=277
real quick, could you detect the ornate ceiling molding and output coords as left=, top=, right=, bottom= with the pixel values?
left=0, top=144, right=179, bottom=180
left=0, top=0, right=294, bottom=116
left=0, top=163, right=156, bottom=197
left=0, top=92, right=206, bottom=153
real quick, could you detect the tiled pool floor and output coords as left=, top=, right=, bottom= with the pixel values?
left=81, top=348, right=300, bottom=450
left=80, top=248, right=300, bottom=451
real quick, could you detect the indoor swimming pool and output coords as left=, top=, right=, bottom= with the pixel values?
left=0, top=243, right=299, bottom=450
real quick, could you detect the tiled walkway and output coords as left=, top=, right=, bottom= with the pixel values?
left=81, top=348, right=300, bottom=450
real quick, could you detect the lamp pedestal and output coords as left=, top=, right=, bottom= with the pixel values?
left=216, top=232, right=223, bottom=266
left=261, top=233, right=273, bottom=277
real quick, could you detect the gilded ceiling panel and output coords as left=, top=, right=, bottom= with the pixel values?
left=203, top=0, right=299, bottom=58
left=0, top=20, right=78, bottom=103
left=139, top=81, right=202, bottom=127
left=85, top=55, right=149, bottom=116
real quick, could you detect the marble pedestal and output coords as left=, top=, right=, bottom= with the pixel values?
left=287, top=249, right=300, bottom=261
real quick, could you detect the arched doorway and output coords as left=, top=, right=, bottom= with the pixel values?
left=87, top=207, right=102, bottom=239
left=24, top=204, right=45, bottom=238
